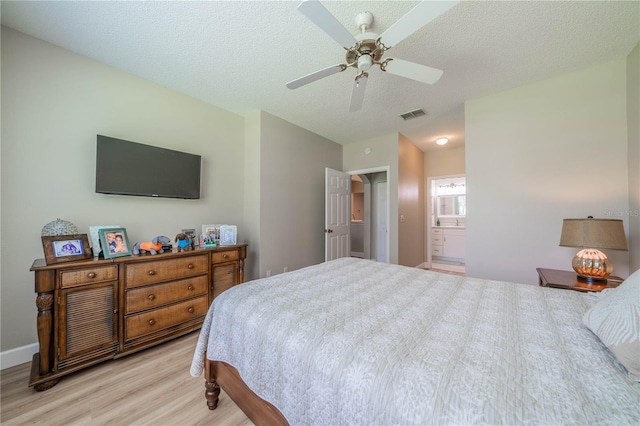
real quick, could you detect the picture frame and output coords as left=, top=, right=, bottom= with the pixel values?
left=98, top=227, right=132, bottom=259
left=202, top=224, right=221, bottom=245
left=42, top=234, right=92, bottom=265
left=219, top=225, right=237, bottom=246
left=89, top=225, right=120, bottom=257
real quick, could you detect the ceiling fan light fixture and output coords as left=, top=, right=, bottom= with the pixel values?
left=358, top=54, right=373, bottom=71
left=436, top=137, right=449, bottom=145
left=290, top=1, right=459, bottom=112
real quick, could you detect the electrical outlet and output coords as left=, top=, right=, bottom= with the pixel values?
left=266, top=270, right=271, bottom=277
left=284, top=267, right=288, bottom=273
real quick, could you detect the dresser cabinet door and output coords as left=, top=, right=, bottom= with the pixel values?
left=212, top=263, right=238, bottom=299
left=56, top=281, right=118, bottom=370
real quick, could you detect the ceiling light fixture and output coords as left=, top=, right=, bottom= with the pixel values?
left=436, top=137, right=448, bottom=145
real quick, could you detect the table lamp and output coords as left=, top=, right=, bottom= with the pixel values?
left=559, top=217, right=628, bottom=281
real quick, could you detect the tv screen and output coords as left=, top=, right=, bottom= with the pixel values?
left=95, top=135, right=201, bottom=199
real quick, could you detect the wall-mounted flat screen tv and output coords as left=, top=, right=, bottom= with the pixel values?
left=96, top=135, right=201, bottom=199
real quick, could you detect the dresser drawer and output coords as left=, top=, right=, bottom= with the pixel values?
left=432, top=236, right=443, bottom=245
left=60, top=265, right=118, bottom=288
left=125, top=254, right=208, bottom=288
left=432, top=228, right=443, bottom=235
left=432, top=245, right=443, bottom=256
left=125, top=295, right=208, bottom=340
left=125, top=275, right=208, bottom=314
left=212, top=249, right=239, bottom=264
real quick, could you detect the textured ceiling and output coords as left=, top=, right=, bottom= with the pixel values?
left=1, top=1, right=638, bottom=152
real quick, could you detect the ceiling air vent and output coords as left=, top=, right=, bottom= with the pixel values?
left=400, top=108, right=426, bottom=120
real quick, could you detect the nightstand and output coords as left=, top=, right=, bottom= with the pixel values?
left=536, top=268, right=623, bottom=293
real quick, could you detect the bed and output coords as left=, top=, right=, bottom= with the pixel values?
left=190, top=257, right=640, bottom=425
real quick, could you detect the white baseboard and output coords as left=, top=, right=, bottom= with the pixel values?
left=1, top=343, right=38, bottom=370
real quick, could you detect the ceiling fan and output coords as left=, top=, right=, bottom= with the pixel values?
left=286, top=0, right=460, bottom=112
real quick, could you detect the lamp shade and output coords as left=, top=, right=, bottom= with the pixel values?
left=559, top=218, right=628, bottom=251
left=560, top=218, right=627, bottom=281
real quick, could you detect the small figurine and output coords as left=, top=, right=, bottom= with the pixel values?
left=175, top=233, right=194, bottom=252
left=133, top=236, right=171, bottom=255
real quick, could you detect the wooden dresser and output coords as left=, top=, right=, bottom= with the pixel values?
left=29, top=244, right=247, bottom=391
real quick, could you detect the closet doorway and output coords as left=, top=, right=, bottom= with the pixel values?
left=349, top=167, right=389, bottom=263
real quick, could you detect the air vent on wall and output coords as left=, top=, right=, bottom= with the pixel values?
left=400, top=108, right=426, bottom=120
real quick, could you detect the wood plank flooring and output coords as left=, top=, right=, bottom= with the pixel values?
left=1, top=332, right=253, bottom=426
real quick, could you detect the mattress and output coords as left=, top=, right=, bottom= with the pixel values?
left=191, top=257, right=640, bottom=425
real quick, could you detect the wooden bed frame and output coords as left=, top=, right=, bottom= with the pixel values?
left=204, top=356, right=289, bottom=426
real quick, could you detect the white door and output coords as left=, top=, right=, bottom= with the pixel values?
left=375, top=181, right=388, bottom=262
left=325, top=168, right=350, bottom=261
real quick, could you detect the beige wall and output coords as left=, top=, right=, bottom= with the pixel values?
left=424, top=147, right=466, bottom=264
left=243, top=111, right=262, bottom=280
left=465, top=59, right=632, bottom=285
left=0, top=29, right=343, bottom=360
left=398, top=134, right=425, bottom=267
left=627, top=43, right=640, bottom=273
left=424, top=146, right=466, bottom=178
left=256, top=111, right=342, bottom=277
left=1, top=27, right=246, bottom=352
left=343, top=134, right=399, bottom=264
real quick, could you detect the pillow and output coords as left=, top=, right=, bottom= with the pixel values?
left=583, top=269, right=640, bottom=381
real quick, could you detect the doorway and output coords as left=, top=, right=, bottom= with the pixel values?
left=349, top=167, right=389, bottom=263
left=427, top=175, right=466, bottom=273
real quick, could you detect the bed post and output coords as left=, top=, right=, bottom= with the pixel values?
left=204, top=355, right=220, bottom=410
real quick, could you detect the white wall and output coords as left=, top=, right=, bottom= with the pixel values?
left=0, top=27, right=246, bottom=353
left=466, top=59, right=631, bottom=285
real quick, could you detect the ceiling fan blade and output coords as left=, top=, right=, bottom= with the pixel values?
left=286, top=64, right=346, bottom=89
left=380, top=0, right=459, bottom=48
left=383, top=58, right=443, bottom=85
left=349, top=74, right=368, bottom=112
left=298, top=0, right=357, bottom=48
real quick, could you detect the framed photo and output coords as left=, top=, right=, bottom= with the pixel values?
left=42, top=234, right=92, bottom=265
left=89, top=225, right=120, bottom=257
left=219, top=225, right=237, bottom=246
left=202, top=224, right=221, bottom=244
left=98, top=228, right=131, bottom=259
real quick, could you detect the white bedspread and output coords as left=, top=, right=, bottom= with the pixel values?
left=191, top=258, right=640, bottom=425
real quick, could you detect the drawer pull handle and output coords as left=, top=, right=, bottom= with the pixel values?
left=188, top=307, right=194, bottom=313
left=148, top=319, right=156, bottom=326
left=147, top=270, right=156, bottom=276
left=188, top=264, right=194, bottom=269
left=223, top=254, right=228, bottom=258
left=87, top=272, right=97, bottom=279
left=187, top=285, right=194, bottom=291
left=147, top=294, right=156, bottom=300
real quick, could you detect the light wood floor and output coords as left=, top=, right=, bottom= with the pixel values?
left=1, top=332, right=253, bottom=426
